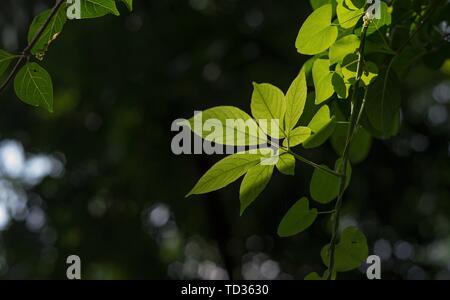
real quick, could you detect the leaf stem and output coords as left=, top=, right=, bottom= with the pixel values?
left=0, top=0, right=65, bottom=96
left=285, top=148, right=343, bottom=178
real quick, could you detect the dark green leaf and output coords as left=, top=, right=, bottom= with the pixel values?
left=14, top=63, right=53, bottom=112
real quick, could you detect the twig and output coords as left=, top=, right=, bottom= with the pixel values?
left=0, top=0, right=65, bottom=95
left=326, top=15, right=370, bottom=280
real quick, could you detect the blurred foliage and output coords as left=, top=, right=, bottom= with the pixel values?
left=0, top=0, right=449, bottom=280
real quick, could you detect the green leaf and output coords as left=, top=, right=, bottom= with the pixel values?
left=277, top=197, right=318, bottom=237
left=283, top=126, right=311, bottom=148
left=365, top=74, right=401, bottom=139
left=312, top=59, right=334, bottom=104
left=309, top=0, right=336, bottom=10
left=276, top=151, right=296, bottom=176
left=251, top=83, right=286, bottom=138
left=308, top=105, right=331, bottom=133
left=321, top=226, right=368, bottom=272
left=310, top=158, right=351, bottom=204
left=304, top=272, right=322, bottom=280
left=336, top=0, right=364, bottom=29
left=344, top=0, right=365, bottom=10
left=120, top=0, right=133, bottom=11
left=285, top=70, right=307, bottom=133
left=188, top=106, right=267, bottom=146
left=331, top=72, right=349, bottom=99
left=0, top=49, right=16, bottom=77
left=187, top=152, right=265, bottom=197
left=303, top=105, right=336, bottom=149
left=14, top=63, right=53, bottom=112
left=331, top=125, right=372, bottom=164
left=80, top=0, right=120, bottom=19
left=329, top=34, right=360, bottom=65
left=341, top=54, right=379, bottom=86
left=296, top=4, right=338, bottom=55
left=367, top=2, right=391, bottom=35
left=240, top=164, right=274, bottom=215
left=27, top=6, right=67, bottom=56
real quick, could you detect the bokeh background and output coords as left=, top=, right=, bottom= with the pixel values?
left=0, top=0, right=449, bottom=280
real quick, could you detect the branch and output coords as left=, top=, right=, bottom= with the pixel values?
left=0, top=0, right=65, bottom=95
left=326, top=16, right=370, bottom=280
left=285, top=149, right=343, bottom=178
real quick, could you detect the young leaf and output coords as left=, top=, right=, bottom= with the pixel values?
left=187, top=152, right=265, bottom=197
left=336, top=0, right=364, bottom=29
left=310, top=158, right=351, bottom=204
left=14, top=63, right=53, bottom=112
left=251, top=83, right=286, bottom=138
left=27, top=5, right=67, bottom=56
left=277, top=197, right=318, bottom=237
left=0, top=50, right=16, bottom=77
left=283, top=126, right=311, bottom=148
left=285, top=70, right=307, bottom=133
left=309, top=0, right=336, bottom=10
left=308, top=105, right=331, bottom=133
left=80, top=0, right=120, bottom=19
left=329, top=34, right=360, bottom=65
left=240, top=164, right=274, bottom=215
left=321, top=226, right=368, bottom=272
left=188, top=106, right=267, bottom=146
left=296, top=4, right=338, bottom=55
left=312, top=59, right=334, bottom=104
left=276, top=151, right=296, bottom=176
left=120, top=0, right=133, bottom=11
left=365, top=74, right=401, bottom=138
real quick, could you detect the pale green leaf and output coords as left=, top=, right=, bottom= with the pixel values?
left=336, top=0, right=364, bottom=29
left=312, top=59, right=334, bottom=104
left=296, top=4, right=338, bottom=55
left=283, top=126, right=311, bottom=148
left=285, top=70, right=307, bottom=133
left=278, top=197, right=318, bottom=237
left=308, top=105, right=331, bottom=133
left=251, top=83, right=286, bottom=138
left=329, top=34, right=360, bottom=65
left=187, top=152, right=265, bottom=197
left=321, top=226, right=368, bottom=272
left=345, top=0, right=365, bottom=10
left=303, top=105, right=336, bottom=149
left=188, top=106, right=267, bottom=146
left=276, top=151, right=296, bottom=176
left=14, top=63, right=53, bottom=112
left=240, top=163, right=274, bottom=214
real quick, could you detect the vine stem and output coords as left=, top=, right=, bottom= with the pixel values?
left=0, top=0, right=65, bottom=96
left=326, top=16, right=370, bottom=280
left=285, top=148, right=343, bottom=178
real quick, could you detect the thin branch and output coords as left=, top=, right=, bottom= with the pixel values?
left=0, top=0, right=65, bottom=95
left=285, top=149, right=343, bottom=178
left=326, top=15, right=370, bottom=280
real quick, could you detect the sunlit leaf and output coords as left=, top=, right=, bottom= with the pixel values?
left=276, top=151, right=296, bottom=176
left=240, top=163, right=274, bottom=215
left=285, top=70, right=307, bottom=133
left=187, top=152, right=265, bottom=197
left=251, top=83, right=286, bottom=138
left=336, top=0, right=364, bottom=29
left=312, top=59, right=334, bottom=104
left=278, top=197, right=317, bottom=237
left=296, top=4, right=338, bottom=55
left=283, top=126, right=311, bottom=148
left=329, top=34, right=360, bottom=65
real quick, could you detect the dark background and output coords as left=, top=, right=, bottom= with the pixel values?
left=0, top=0, right=449, bottom=280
